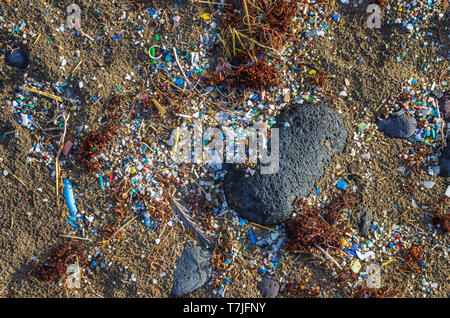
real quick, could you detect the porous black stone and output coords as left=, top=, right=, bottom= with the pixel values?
left=172, top=246, right=211, bottom=297
left=377, top=112, right=417, bottom=139
left=223, top=103, right=347, bottom=225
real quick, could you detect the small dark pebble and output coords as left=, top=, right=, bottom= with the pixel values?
left=439, top=142, right=450, bottom=178
left=377, top=112, right=416, bottom=139
left=352, top=206, right=373, bottom=237
left=432, top=88, right=444, bottom=100
left=359, top=208, right=374, bottom=237
left=5, top=48, right=29, bottom=69
left=438, top=94, right=449, bottom=122
left=172, top=246, right=211, bottom=297
left=257, top=274, right=280, bottom=298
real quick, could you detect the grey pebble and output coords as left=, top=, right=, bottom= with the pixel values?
left=257, top=274, right=280, bottom=298
left=377, top=113, right=417, bottom=139
left=432, top=88, right=444, bottom=100
left=172, top=246, right=211, bottom=297
left=438, top=94, right=449, bottom=122
left=439, top=141, right=450, bottom=178
left=358, top=207, right=374, bottom=237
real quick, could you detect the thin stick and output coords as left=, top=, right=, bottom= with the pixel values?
left=33, top=33, right=41, bottom=45
left=59, top=234, right=90, bottom=241
left=1, top=164, right=28, bottom=189
left=79, top=29, right=95, bottom=42
left=243, top=0, right=252, bottom=34
left=151, top=98, right=166, bottom=115
left=55, top=112, right=70, bottom=207
left=173, top=47, right=199, bottom=93
left=249, top=222, right=279, bottom=233
left=171, top=127, right=180, bottom=157
left=100, top=216, right=138, bottom=244
left=71, top=60, right=82, bottom=76
left=23, top=87, right=63, bottom=102
left=314, top=243, right=342, bottom=270
left=56, top=158, right=59, bottom=207
left=234, top=30, right=284, bottom=61
left=194, top=0, right=230, bottom=5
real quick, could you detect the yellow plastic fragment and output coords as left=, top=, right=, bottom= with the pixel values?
left=350, top=259, right=361, bottom=273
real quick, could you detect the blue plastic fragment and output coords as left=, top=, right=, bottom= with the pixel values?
left=249, top=228, right=256, bottom=245
left=63, top=179, right=78, bottom=217
left=66, top=219, right=78, bottom=229
left=348, top=250, right=358, bottom=257
left=175, top=77, right=184, bottom=87
left=336, top=180, right=347, bottom=191
left=144, top=212, right=151, bottom=227
left=99, top=173, right=104, bottom=189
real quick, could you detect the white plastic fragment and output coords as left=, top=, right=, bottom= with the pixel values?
left=424, top=181, right=435, bottom=189
left=366, top=264, right=381, bottom=288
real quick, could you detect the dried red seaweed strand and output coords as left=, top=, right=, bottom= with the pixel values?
left=375, top=0, right=388, bottom=8
left=236, top=59, right=280, bottom=90
left=325, top=192, right=358, bottom=225
left=353, top=285, right=402, bottom=298
left=286, top=213, right=344, bottom=253
left=431, top=196, right=449, bottom=233
left=77, top=122, right=119, bottom=172
left=34, top=241, right=88, bottom=281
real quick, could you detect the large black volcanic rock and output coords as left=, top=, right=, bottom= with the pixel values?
left=223, top=103, right=347, bottom=225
